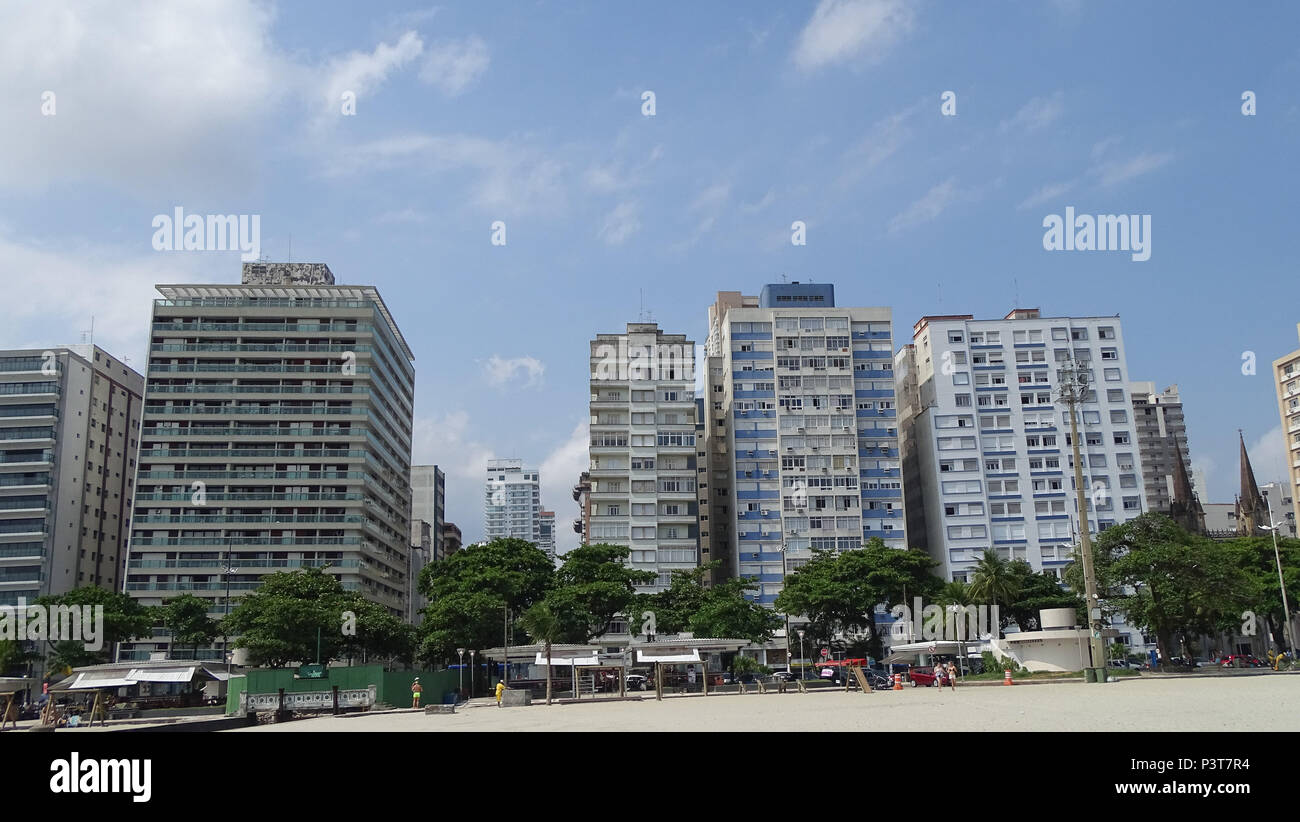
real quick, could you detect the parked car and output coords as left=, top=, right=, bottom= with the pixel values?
left=1107, top=659, right=1141, bottom=669
left=907, top=666, right=950, bottom=687
left=771, top=671, right=798, bottom=682
left=625, top=674, right=648, bottom=691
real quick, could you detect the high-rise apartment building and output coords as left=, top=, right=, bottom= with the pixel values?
left=897, top=309, right=1152, bottom=650
left=441, top=521, right=462, bottom=555
left=588, top=323, right=698, bottom=592
left=900, top=309, right=1149, bottom=580
left=120, top=262, right=415, bottom=660
left=1129, top=382, right=1196, bottom=513
left=484, top=459, right=544, bottom=556
left=538, top=510, right=556, bottom=562
left=1272, top=326, right=1300, bottom=532
left=410, top=465, right=445, bottom=558
left=0, top=346, right=143, bottom=605
left=710, top=284, right=904, bottom=613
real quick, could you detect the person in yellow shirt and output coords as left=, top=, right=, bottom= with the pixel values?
left=495, top=680, right=505, bottom=707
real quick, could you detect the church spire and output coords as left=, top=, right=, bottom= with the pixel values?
left=1237, top=430, right=1267, bottom=534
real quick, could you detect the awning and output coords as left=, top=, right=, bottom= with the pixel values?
left=63, top=674, right=135, bottom=690
left=635, top=650, right=702, bottom=663
left=536, top=654, right=601, bottom=667
left=125, top=667, right=196, bottom=683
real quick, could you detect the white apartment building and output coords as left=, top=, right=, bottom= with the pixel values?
left=898, top=308, right=1151, bottom=651
left=0, top=346, right=144, bottom=606
left=712, top=284, right=904, bottom=616
left=588, top=323, right=697, bottom=592
left=1273, top=326, right=1300, bottom=532
left=484, top=459, right=546, bottom=557
left=1129, top=382, right=1196, bottom=513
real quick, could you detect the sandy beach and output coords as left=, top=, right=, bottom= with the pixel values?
left=228, top=674, right=1300, bottom=732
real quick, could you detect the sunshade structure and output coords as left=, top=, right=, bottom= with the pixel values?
left=51, top=660, right=225, bottom=693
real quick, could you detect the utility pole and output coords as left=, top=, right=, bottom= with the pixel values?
left=1056, top=358, right=1108, bottom=681
left=1261, top=487, right=1297, bottom=660
left=503, top=605, right=510, bottom=688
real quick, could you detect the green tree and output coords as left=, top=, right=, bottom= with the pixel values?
left=638, top=563, right=781, bottom=643
left=968, top=549, right=1023, bottom=612
left=1221, top=536, right=1300, bottom=653
left=1075, top=514, right=1252, bottom=663
left=33, top=586, right=156, bottom=669
left=336, top=596, right=418, bottom=666
left=0, top=639, right=38, bottom=677
left=416, top=537, right=555, bottom=664
left=221, top=567, right=354, bottom=668
left=775, top=541, right=939, bottom=659
left=1003, top=568, right=1083, bottom=632
left=546, top=543, right=655, bottom=642
left=162, top=594, right=218, bottom=661
left=518, top=601, right=562, bottom=705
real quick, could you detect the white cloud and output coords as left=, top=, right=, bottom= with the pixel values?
left=0, top=0, right=287, bottom=193
left=539, top=419, right=590, bottom=556
left=320, top=30, right=424, bottom=119
left=1000, top=90, right=1065, bottom=134
left=1248, top=425, right=1290, bottom=488
left=888, top=178, right=960, bottom=233
left=1017, top=181, right=1074, bottom=211
left=741, top=190, right=777, bottom=214
left=0, top=233, right=229, bottom=366
left=326, top=133, right=566, bottom=215
left=842, top=100, right=924, bottom=184
left=412, top=411, right=497, bottom=545
left=373, top=208, right=433, bottom=224
left=599, top=201, right=641, bottom=245
left=689, top=182, right=731, bottom=233
left=482, top=355, right=545, bottom=388
left=791, top=0, right=915, bottom=72
left=1094, top=151, right=1174, bottom=188
left=419, top=36, right=489, bottom=96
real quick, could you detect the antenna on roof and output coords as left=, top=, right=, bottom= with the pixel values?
left=80, top=316, right=95, bottom=346
left=936, top=282, right=942, bottom=310
left=1013, top=277, right=1021, bottom=308
left=288, top=233, right=292, bottom=264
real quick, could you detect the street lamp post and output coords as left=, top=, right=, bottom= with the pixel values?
left=456, top=648, right=465, bottom=696
left=223, top=539, right=237, bottom=679
left=469, top=649, right=476, bottom=698
left=1055, top=358, right=1108, bottom=680
left=797, top=629, right=806, bottom=680
left=779, top=531, right=796, bottom=673
left=948, top=605, right=965, bottom=677
left=1260, top=485, right=1297, bottom=660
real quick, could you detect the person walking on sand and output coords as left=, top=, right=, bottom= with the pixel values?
left=410, top=677, right=423, bottom=709
left=945, top=661, right=958, bottom=690
left=495, top=680, right=505, bottom=707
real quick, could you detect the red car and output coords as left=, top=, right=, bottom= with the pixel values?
left=908, top=666, right=951, bottom=687
left=1218, top=655, right=1266, bottom=668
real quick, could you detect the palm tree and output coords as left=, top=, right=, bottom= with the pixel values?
left=968, top=549, right=1021, bottom=611
left=936, top=580, right=974, bottom=607
left=518, top=601, right=561, bottom=705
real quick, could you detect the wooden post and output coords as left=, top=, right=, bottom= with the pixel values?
left=1, top=691, right=16, bottom=730
left=702, top=669, right=709, bottom=696
left=332, top=685, right=340, bottom=716
left=655, top=663, right=663, bottom=701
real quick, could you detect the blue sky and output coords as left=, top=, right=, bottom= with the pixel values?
left=2, top=1, right=1298, bottom=551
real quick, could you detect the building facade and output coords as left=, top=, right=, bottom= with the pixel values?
left=484, top=459, right=544, bottom=555
left=538, top=509, right=556, bottom=562
left=120, top=262, right=415, bottom=661
left=587, top=323, right=698, bottom=592
left=0, top=346, right=144, bottom=605
left=441, top=521, right=462, bottom=555
left=410, top=464, right=445, bottom=558
left=711, top=284, right=904, bottom=610
left=1273, top=327, right=1300, bottom=533
left=1129, top=382, right=1196, bottom=512
left=897, top=309, right=1152, bottom=651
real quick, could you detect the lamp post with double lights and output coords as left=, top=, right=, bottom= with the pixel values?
left=1054, top=357, right=1108, bottom=680
left=222, top=539, right=237, bottom=679
left=469, top=649, right=476, bottom=698
left=797, top=629, right=806, bottom=680
left=457, top=648, right=465, bottom=697
left=1259, top=484, right=1297, bottom=660
left=779, top=530, right=798, bottom=674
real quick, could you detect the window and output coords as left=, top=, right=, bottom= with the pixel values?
left=1103, top=368, right=1122, bottom=381
left=953, top=372, right=970, bottom=385
left=1106, top=389, right=1125, bottom=403
left=1109, top=410, right=1127, bottom=423
left=1100, top=348, right=1118, bottom=361
left=1051, top=327, right=1068, bottom=341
